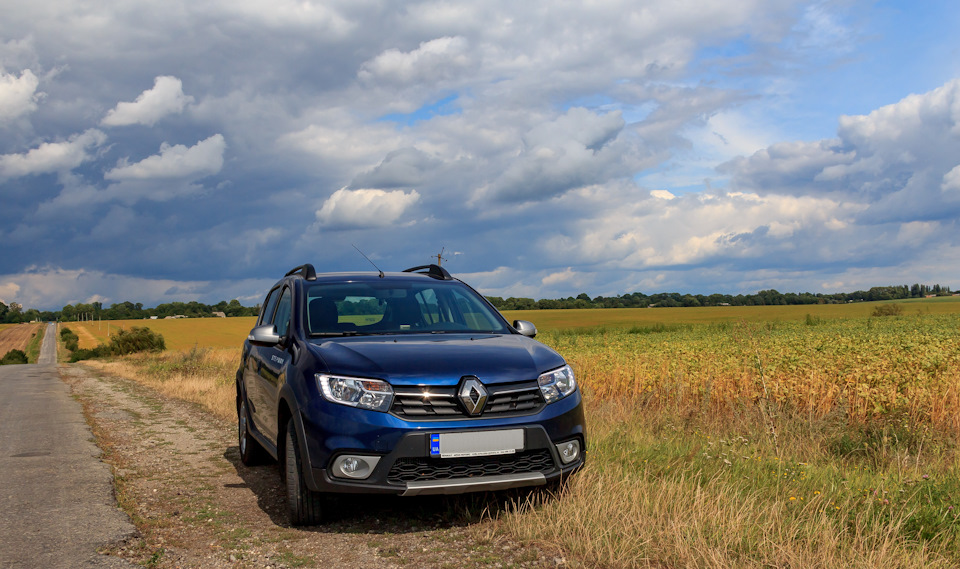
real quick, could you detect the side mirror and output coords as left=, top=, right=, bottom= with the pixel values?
left=248, top=324, right=281, bottom=346
left=513, top=320, right=538, bottom=338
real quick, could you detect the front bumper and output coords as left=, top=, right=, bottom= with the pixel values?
left=298, top=392, right=586, bottom=495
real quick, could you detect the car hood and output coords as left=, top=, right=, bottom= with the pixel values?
left=306, top=333, right=565, bottom=386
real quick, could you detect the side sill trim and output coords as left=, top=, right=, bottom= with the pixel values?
left=401, top=472, right=546, bottom=497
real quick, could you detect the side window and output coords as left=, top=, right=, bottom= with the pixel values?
left=258, top=287, right=281, bottom=326
left=273, top=287, right=293, bottom=338
left=453, top=289, right=494, bottom=330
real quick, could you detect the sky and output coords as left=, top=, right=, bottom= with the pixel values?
left=2, top=0, right=960, bottom=311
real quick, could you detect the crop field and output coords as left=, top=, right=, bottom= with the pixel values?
left=504, top=295, right=960, bottom=331
left=0, top=322, right=42, bottom=359
left=65, top=317, right=257, bottom=351
left=73, top=302, right=960, bottom=567
left=502, top=315, right=959, bottom=567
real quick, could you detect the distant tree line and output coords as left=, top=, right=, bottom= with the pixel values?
left=486, top=283, right=955, bottom=311
left=0, top=299, right=260, bottom=323
left=0, top=301, right=51, bottom=323
left=57, top=299, right=260, bottom=321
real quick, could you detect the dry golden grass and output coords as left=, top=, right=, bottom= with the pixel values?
left=84, top=346, right=237, bottom=421
left=76, top=309, right=960, bottom=567
left=495, top=389, right=958, bottom=568
left=490, top=316, right=960, bottom=568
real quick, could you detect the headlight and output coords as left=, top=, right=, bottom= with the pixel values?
left=317, top=374, right=394, bottom=412
left=538, top=364, right=576, bottom=404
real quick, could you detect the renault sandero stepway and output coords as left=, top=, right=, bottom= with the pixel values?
left=236, top=263, right=586, bottom=525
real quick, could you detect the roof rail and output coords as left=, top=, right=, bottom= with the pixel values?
left=285, top=264, right=317, bottom=281
left=403, top=264, right=452, bottom=280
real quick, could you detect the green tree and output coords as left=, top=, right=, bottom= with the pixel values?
left=6, top=302, right=23, bottom=323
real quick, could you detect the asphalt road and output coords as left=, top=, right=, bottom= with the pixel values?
left=0, top=323, right=136, bottom=568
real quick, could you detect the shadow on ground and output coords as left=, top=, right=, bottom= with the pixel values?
left=224, top=445, right=557, bottom=533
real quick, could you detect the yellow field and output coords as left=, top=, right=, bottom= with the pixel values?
left=504, top=295, right=960, bottom=331
left=61, top=297, right=960, bottom=350
left=76, top=302, right=960, bottom=567
left=65, top=317, right=257, bottom=351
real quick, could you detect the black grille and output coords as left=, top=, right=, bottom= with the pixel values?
left=391, top=381, right=544, bottom=419
left=392, top=386, right=459, bottom=417
left=387, top=449, right=555, bottom=484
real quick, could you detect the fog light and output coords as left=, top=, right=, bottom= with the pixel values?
left=555, top=440, right=581, bottom=465
left=332, top=455, right=381, bottom=479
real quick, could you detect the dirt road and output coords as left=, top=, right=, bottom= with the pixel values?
left=62, top=365, right=564, bottom=569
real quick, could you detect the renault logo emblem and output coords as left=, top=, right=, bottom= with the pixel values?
left=458, top=376, right=487, bottom=416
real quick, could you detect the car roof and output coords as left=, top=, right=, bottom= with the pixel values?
left=280, top=263, right=456, bottom=285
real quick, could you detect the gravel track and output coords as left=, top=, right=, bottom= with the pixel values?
left=62, top=364, right=566, bottom=569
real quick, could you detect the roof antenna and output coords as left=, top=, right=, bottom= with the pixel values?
left=353, top=244, right=384, bottom=278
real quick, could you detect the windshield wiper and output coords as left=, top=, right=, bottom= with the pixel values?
left=310, top=331, right=363, bottom=337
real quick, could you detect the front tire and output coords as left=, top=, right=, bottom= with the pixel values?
left=284, top=417, right=324, bottom=525
left=238, top=399, right=269, bottom=466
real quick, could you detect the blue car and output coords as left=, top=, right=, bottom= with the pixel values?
left=236, top=263, right=586, bottom=525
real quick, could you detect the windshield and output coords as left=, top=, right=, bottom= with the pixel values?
left=304, top=280, right=511, bottom=336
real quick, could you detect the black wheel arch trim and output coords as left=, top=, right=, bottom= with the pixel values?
left=277, top=384, right=316, bottom=489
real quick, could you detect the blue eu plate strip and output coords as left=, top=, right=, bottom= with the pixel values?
left=429, top=434, right=440, bottom=457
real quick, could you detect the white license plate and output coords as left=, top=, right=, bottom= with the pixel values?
left=429, top=429, right=524, bottom=458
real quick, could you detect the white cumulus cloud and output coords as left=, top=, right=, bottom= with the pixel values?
left=104, top=134, right=225, bottom=180
left=101, top=75, right=194, bottom=127
left=942, top=165, right=960, bottom=195
left=359, top=36, right=472, bottom=86
left=316, top=188, right=420, bottom=229
left=0, top=68, right=41, bottom=121
left=722, top=79, right=960, bottom=224
left=0, top=129, right=106, bottom=179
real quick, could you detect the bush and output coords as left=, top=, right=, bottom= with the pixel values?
left=68, top=326, right=166, bottom=362
left=68, top=345, right=113, bottom=363
left=1, top=349, right=29, bottom=365
left=60, top=327, right=80, bottom=352
left=108, top=327, right=166, bottom=355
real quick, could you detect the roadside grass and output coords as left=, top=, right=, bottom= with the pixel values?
left=82, top=309, right=960, bottom=567
left=84, top=346, right=237, bottom=421
left=25, top=324, right=44, bottom=363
